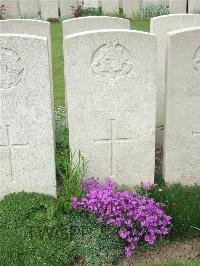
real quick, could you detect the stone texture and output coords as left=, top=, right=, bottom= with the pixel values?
left=163, top=27, right=200, bottom=185
left=0, top=34, right=56, bottom=198
left=150, top=14, right=200, bottom=148
left=83, top=0, right=99, bottom=8
left=1, top=0, right=18, bottom=18
left=41, top=0, right=59, bottom=20
left=19, top=0, right=39, bottom=14
left=0, top=19, right=53, bottom=105
left=123, top=0, right=141, bottom=19
left=169, top=0, right=187, bottom=14
left=102, top=0, right=119, bottom=14
left=60, top=0, right=78, bottom=18
left=189, top=0, right=200, bottom=13
left=64, top=29, right=156, bottom=186
left=62, top=16, right=130, bottom=36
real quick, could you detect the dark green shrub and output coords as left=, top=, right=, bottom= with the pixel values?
left=82, top=7, right=102, bottom=16
left=0, top=192, right=75, bottom=266
left=68, top=213, right=124, bottom=265
left=148, top=184, right=200, bottom=240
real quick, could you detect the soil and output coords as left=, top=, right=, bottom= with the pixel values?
left=120, top=238, right=200, bottom=265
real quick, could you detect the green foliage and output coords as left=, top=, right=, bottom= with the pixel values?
left=0, top=192, right=75, bottom=266
left=0, top=193, right=124, bottom=265
left=55, top=106, right=87, bottom=214
left=17, top=11, right=41, bottom=20
left=55, top=106, right=68, bottom=151
left=82, top=7, right=102, bottom=16
left=133, top=3, right=169, bottom=21
left=57, top=148, right=87, bottom=214
left=68, top=213, right=124, bottom=265
left=192, top=8, right=200, bottom=14
left=148, top=184, right=200, bottom=240
left=103, top=8, right=125, bottom=18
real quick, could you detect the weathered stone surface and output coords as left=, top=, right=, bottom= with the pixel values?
left=60, top=0, right=78, bottom=18
left=83, top=0, right=99, bottom=8
left=169, top=0, right=187, bottom=14
left=64, top=29, right=156, bottom=186
left=0, top=19, right=53, bottom=107
left=123, top=0, right=141, bottom=19
left=101, top=0, right=119, bottom=14
left=0, top=34, right=56, bottom=198
left=62, top=16, right=130, bottom=36
left=41, top=0, right=59, bottom=20
left=1, top=0, right=18, bottom=18
left=150, top=14, right=200, bottom=148
left=163, top=27, right=200, bottom=185
left=19, top=0, right=39, bottom=14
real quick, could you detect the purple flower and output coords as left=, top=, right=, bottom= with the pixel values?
left=143, top=183, right=154, bottom=191
left=71, top=177, right=172, bottom=258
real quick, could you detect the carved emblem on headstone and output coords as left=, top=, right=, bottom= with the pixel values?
left=193, top=46, right=200, bottom=71
left=91, top=41, right=132, bottom=84
left=0, top=48, right=25, bottom=90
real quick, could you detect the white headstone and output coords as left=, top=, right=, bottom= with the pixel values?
left=123, top=0, right=141, bottom=19
left=169, top=0, right=187, bottom=14
left=0, top=34, right=56, bottom=198
left=189, top=0, right=200, bottom=13
left=150, top=14, right=200, bottom=148
left=19, top=0, right=39, bottom=14
left=60, top=0, right=77, bottom=18
left=1, top=0, right=18, bottom=18
left=102, top=0, right=119, bottom=14
left=83, top=0, right=99, bottom=8
left=41, top=0, right=59, bottom=20
left=0, top=19, right=54, bottom=109
left=163, top=27, right=200, bottom=185
left=64, top=30, right=156, bottom=186
left=62, top=16, right=130, bottom=36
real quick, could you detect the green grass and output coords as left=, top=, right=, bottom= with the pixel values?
left=50, top=20, right=150, bottom=108
left=51, top=22, right=65, bottom=108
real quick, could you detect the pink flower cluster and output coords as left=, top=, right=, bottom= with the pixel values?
left=71, top=178, right=172, bottom=257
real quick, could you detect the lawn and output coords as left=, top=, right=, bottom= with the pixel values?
left=50, top=19, right=150, bottom=108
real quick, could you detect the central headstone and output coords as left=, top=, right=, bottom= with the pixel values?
left=0, top=34, right=56, bottom=198
left=64, top=30, right=156, bottom=186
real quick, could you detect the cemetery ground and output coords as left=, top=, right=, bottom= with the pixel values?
left=0, top=20, right=200, bottom=266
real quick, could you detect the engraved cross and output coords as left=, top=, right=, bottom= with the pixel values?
left=0, top=125, right=29, bottom=182
left=94, top=119, right=132, bottom=177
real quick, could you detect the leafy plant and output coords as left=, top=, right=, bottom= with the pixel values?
left=133, top=3, right=169, bottom=21
left=57, top=148, right=87, bottom=214
left=17, top=11, right=41, bottom=20
left=68, top=212, right=124, bottom=265
left=82, top=7, right=102, bottom=16
left=147, top=183, right=200, bottom=240
left=192, top=8, right=200, bottom=14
